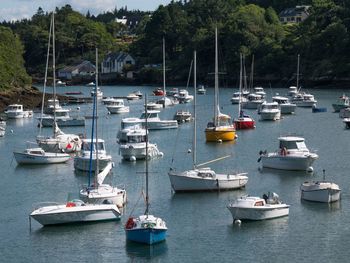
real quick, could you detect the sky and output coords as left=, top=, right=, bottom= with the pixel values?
left=0, top=0, right=172, bottom=22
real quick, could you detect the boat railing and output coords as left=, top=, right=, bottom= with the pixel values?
left=32, top=202, right=62, bottom=210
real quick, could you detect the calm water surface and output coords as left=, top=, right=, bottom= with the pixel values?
left=1, top=85, right=350, bottom=262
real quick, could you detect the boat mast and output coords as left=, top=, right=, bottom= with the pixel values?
left=296, top=54, right=300, bottom=90
left=249, top=54, right=254, bottom=92
left=52, top=12, right=57, bottom=138
left=145, top=94, right=149, bottom=216
left=193, top=50, right=197, bottom=169
left=214, top=27, right=219, bottom=126
left=95, top=48, right=99, bottom=186
left=162, top=37, right=166, bottom=107
left=238, top=54, right=243, bottom=117
left=88, top=48, right=98, bottom=188
left=39, top=13, right=53, bottom=136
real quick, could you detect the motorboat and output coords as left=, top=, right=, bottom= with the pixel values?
left=74, top=138, right=112, bottom=172
left=133, top=90, right=143, bottom=99
left=231, top=91, right=247, bottom=104
left=13, top=147, right=70, bottom=164
left=106, top=99, right=129, bottom=114
left=301, top=181, right=341, bottom=203
left=197, top=85, right=206, bottom=94
left=258, top=136, right=318, bottom=171
left=205, top=28, right=236, bottom=142
left=173, top=110, right=192, bottom=123
left=242, top=93, right=265, bottom=109
left=233, top=54, right=255, bottom=130
left=287, top=86, right=298, bottom=97
left=44, top=98, right=62, bottom=114
left=91, top=86, right=103, bottom=98
left=56, top=80, right=66, bottom=86
left=169, top=167, right=248, bottom=192
left=312, top=105, right=327, bottom=113
left=30, top=199, right=121, bottom=226
left=332, top=94, right=349, bottom=112
left=102, top=97, right=119, bottom=105
left=125, top=94, right=167, bottom=245
left=146, top=101, right=163, bottom=111
left=86, top=82, right=95, bottom=87
left=156, top=96, right=178, bottom=107
left=253, top=86, right=266, bottom=98
left=126, top=93, right=140, bottom=100
left=227, top=192, right=289, bottom=221
left=259, top=101, right=281, bottom=121
left=5, top=104, right=33, bottom=119
left=153, top=88, right=165, bottom=96
left=272, top=95, right=296, bottom=114
left=121, top=110, right=178, bottom=130
left=167, top=88, right=179, bottom=98
left=39, top=108, right=85, bottom=127
left=177, top=89, right=193, bottom=103
left=343, top=118, right=350, bottom=129
left=118, top=126, right=163, bottom=161
left=291, top=92, right=317, bottom=107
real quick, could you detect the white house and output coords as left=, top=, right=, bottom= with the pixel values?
left=101, top=52, right=135, bottom=74
left=58, top=61, right=95, bottom=80
left=279, top=5, right=311, bottom=24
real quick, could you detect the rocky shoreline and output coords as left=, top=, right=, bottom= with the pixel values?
left=0, top=86, right=72, bottom=113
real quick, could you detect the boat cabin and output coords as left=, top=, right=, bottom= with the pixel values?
left=272, top=96, right=289, bottom=104
left=140, top=111, right=160, bottom=120
left=81, top=139, right=106, bottom=153
left=6, top=104, right=23, bottom=111
left=278, top=136, right=309, bottom=152
left=196, top=168, right=216, bottom=178
left=126, top=129, right=147, bottom=143
left=247, top=94, right=263, bottom=101
left=260, top=102, right=279, bottom=110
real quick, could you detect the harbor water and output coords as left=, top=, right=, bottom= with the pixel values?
left=1, top=85, right=349, bottom=262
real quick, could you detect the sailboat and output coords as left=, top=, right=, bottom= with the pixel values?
left=205, top=28, right=236, bottom=142
left=36, top=12, right=82, bottom=153
left=79, top=48, right=127, bottom=208
left=234, top=54, right=255, bottom=130
left=125, top=95, right=167, bottom=245
left=155, top=37, right=177, bottom=108
left=168, top=51, right=248, bottom=192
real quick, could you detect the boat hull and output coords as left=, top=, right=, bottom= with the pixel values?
left=30, top=204, right=120, bottom=226
left=168, top=172, right=248, bottom=192
left=107, top=106, right=130, bottom=114
left=261, top=154, right=317, bottom=171
left=13, top=152, right=70, bottom=164
left=260, top=111, right=281, bottom=121
left=280, top=104, right=296, bottom=114
left=41, top=118, right=85, bottom=127
left=332, top=104, right=347, bottom=112
left=234, top=120, right=255, bottom=130
left=205, top=127, right=236, bottom=142
left=80, top=187, right=127, bottom=208
left=126, top=228, right=167, bottom=245
left=74, top=157, right=112, bottom=172
left=301, top=188, right=340, bottom=203
left=227, top=205, right=289, bottom=221
left=120, top=144, right=162, bottom=160
left=242, top=101, right=263, bottom=109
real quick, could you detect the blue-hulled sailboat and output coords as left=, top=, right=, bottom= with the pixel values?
left=125, top=95, right=167, bottom=245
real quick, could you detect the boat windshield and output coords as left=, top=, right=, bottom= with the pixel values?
left=140, top=112, right=158, bottom=119
left=280, top=140, right=308, bottom=151
left=128, top=135, right=146, bottom=143
left=82, top=141, right=105, bottom=151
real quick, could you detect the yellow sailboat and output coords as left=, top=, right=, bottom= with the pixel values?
left=205, top=28, right=236, bottom=142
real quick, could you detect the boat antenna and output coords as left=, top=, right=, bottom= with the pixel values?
left=144, top=94, right=149, bottom=216
left=39, top=13, right=53, bottom=135
left=193, top=50, right=197, bottom=169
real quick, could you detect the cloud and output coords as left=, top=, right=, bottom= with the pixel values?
left=56, top=0, right=117, bottom=15
left=0, top=6, right=32, bottom=22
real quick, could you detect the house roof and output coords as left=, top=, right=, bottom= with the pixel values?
left=279, top=6, right=310, bottom=17
left=59, top=61, right=96, bottom=73
left=103, top=52, right=133, bottom=63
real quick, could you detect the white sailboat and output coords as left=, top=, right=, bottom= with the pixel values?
left=79, top=49, right=127, bottom=208
left=125, top=94, right=167, bottom=245
left=13, top=145, right=70, bottom=164
left=168, top=51, right=248, bottom=192
left=36, top=12, right=82, bottom=153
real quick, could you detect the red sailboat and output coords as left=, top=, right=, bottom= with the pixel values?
left=234, top=54, right=255, bottom=130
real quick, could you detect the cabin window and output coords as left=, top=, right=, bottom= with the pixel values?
left=254, top=201, right=264, bottom=206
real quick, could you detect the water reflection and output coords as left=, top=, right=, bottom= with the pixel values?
left=258, top=167, right=313, bottom=178
left=125, top=241, right=168, bottom=260
left=300, top=199, right=341, bottom=211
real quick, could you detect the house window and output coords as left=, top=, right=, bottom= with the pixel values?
left=297, top=17, right=301, bottom=22
left=291, top=17, right=295, bottom=21
left=126, top=60, right=132, bottom=65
